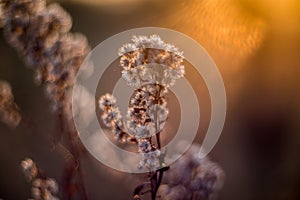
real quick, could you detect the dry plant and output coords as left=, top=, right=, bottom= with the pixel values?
left=0, top=0, right=225, bottom=199
left=0, top=80, right=21, bottom=128
left=98, top=35, right=224, bottom=200
left=21, top=158, right=59, bottom=200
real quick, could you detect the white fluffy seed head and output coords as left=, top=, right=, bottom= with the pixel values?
left=21, top=158, right=38, bottom=181
left=119, top=35, right=185, bottom=88
left=160, top=144, right=225, bottom=200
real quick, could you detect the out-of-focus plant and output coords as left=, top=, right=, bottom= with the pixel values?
left=3, top=0, right=90, bottom=122
left=0, top=80, right=21, bottom=128
left=21, top=158, right=59, bottom=200
left=157, top=144, right=224, bottom=200
left=1, top=0, right=89, bottom=199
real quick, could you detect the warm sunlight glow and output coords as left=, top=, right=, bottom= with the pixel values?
left=162, top=0, right=267, bottom=68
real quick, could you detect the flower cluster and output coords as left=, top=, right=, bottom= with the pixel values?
left=30, top=178, right=59, bottom=200
left=99, top=87, right=167, bottom=169
left=157, top=144, right=225, bottom=200
left=99, top=34, right=225, bottom=199
left=99, top=35, right=185, bottom=173
left=0, top=0, right=7, bottom=28
left=3, top=0, right=90, bottom=121
left=126, top=84, right=168, bottom=138
left=0, top=80, right=21, bottom=128
left=128, top=84, right=169, bottom=170
left=98, top=93, right=129, bottom=142
left=99, top=84, right=169, bottom=171
left=2, top=1, right=90, bottom=198
left=119, top=35, right=185, bottom=88
left=138, top=149, right=162, bottom=170
left=21, top=158, right=59, bottom=200
left=21, top=158, right=38, bottom=181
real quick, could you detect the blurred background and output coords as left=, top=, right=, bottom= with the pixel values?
left=0, top=0, right=300, bottom=199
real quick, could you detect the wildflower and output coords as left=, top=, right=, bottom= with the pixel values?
left=45, top=178, right=59, bottom=194
left=21, top=158, right=60, bottom=200
left=157, top=144, right=225, bottom=200
left=119, top=35, right=185, bottom=88
left=98, top=34, right=223, bottom=200
left=134, top=123, right=156, bottom=139
left=126, top=107, right=149, bottom=126
left=119, top=35, right=183, bottom=56
left=3, top=0, right=90, bottom=124
left=139, top=149, right=161, bottom=170
left=147, top=104, right=169, bottom=131
left=162, top=65, right=185, bottom=87
left=31, top=178, right=59, bottom=200
left=101, top=107, right=122, bottom=127
left=21, top=158, right=38, bottom=182
left=0, top=0, right=7, bottom=28
left=98, top=93, right=116, bottom=110
left=98, top=93, right=135, bottom=143
left=138, top=139, right=152, bottom=153
left=121, top=67, right=142, bottom=88
left=0, top=80, right=21, bottom=128
left=2, top=1, right=91, bottom=199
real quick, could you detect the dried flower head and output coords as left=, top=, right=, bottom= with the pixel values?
left=3, top=1, right=90, bottom=199
left=98, top=93, right=116, bottom=110
left=138, top=139, right=152, bottom=153
left=0, top=80, right=21, bottom=128
left=31, top=178, right=59, bottom=200
left=147, top=104, right=169, bottom=131
left=0, top=0, right=8, bottom=28
left=3, top=0, right=90, bottom=124
left=125, top=83, right=168, bottom=140
left=139, top=149, right=161, bottom=170
left=98, top=94, right=133, bottom=142
left=21, top=158, right=38, bottom=181
left=21, top=158, right=60, bottom=200
left=157, top=144, right=225, bottom=200
left=119, top=35, right=185, bottom=88
left=99, top=34, right=184, bottom=174
left=101, top=106, right=122, bottom=128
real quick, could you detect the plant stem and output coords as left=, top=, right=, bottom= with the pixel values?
left=58, top=107, right=88, bottom=200
left=156, top=132, right=161, bottom=149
